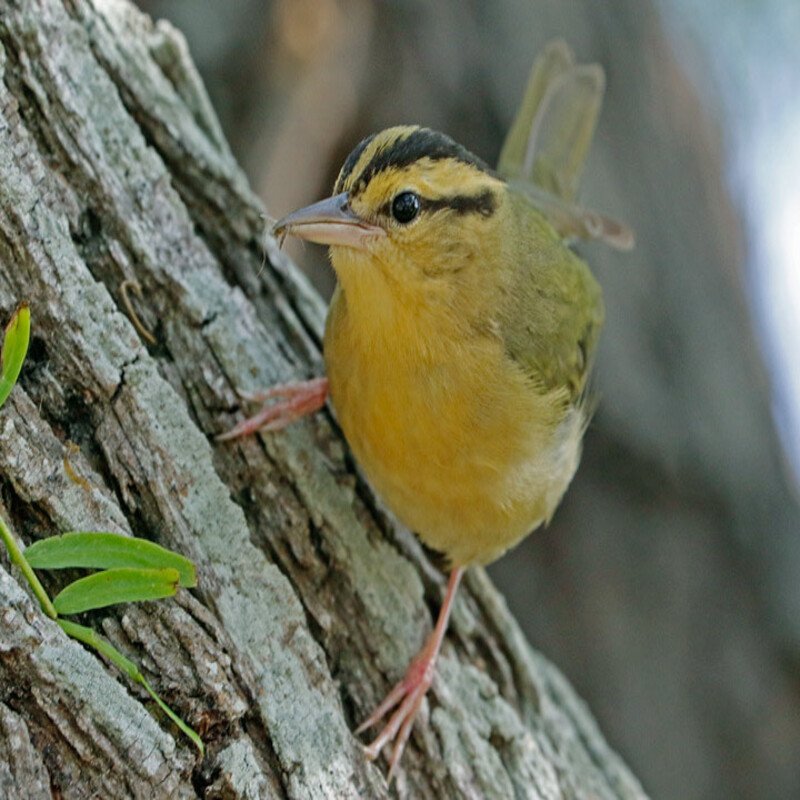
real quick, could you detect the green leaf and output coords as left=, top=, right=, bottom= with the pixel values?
left=52, top=567, right=180, bottom=615
left=58, top=619, right=205, bottom=755
left=25, top=532, right=197, bottom=587
left=0, top=302, right=30, bottom=410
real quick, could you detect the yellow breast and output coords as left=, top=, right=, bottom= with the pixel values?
left=323, top=279, right=582, bottom=567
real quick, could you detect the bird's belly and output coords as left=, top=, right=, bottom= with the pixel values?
left=325, top=337, right=582, bottom=566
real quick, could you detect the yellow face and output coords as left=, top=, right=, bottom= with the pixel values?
left=330, top=126, right=507, bottom=287
left=273, top=126, right=508, bottom=297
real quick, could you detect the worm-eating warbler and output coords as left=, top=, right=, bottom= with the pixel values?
left=222, top=40, right=632, bottom=780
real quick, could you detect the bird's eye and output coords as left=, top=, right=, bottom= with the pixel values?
left=391, top=192, right=420, bottom=224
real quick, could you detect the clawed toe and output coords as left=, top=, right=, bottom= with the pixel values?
left=217, top=377, right=328, bottom=441
left=356, top=568, right=464, bottom=782
left=359, top=672, right=432, bottom=782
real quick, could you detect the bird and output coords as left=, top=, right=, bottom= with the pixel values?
left=220, top=40, right=632, bottom=781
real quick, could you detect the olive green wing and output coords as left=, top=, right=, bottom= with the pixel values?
left=499, top=39, right=633, bottom=251
left=498, top=191, right=605, bottom=402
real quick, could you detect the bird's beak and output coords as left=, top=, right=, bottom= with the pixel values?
left=272, top=192, right=385, bottom=250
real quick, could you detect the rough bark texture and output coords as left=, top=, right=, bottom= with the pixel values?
left=0, top=1, right=647, bottom=798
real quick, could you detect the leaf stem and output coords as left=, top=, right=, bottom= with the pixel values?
left=0, top=513, right=58, bottom=619
left=58, top=619, right=205, bottom=754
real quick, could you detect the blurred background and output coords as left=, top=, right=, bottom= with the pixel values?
left=136, top=2, right=800, bottom=797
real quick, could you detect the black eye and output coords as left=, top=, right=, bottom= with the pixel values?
left=391, top=191, right=420, bottom=224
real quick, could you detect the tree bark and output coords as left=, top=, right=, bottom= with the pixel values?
left=0, top=1, right=647, bottom=797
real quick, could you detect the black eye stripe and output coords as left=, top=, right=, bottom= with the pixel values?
left=379, top=189, right=497, bottom=219
left=420, top=190, right=497, bottom=217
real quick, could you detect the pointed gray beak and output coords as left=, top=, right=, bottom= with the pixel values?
left=272, top=192, right=386, bottom=250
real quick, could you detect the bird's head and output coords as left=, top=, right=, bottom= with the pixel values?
left=273, top=126, right=509, bottom=308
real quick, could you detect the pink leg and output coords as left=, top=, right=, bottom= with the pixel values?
left=357, top=567, right=464, bottom=782
left=216, top=377, right=328, bottom=441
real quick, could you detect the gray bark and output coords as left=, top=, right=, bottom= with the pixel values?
left=0, top=1, right=647, bottom=798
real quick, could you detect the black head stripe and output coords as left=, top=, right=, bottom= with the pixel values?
left=354, top=128, right=492, bottom=195
left=334, top=132, right=377, bottom=194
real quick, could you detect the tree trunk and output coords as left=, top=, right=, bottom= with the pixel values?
left=0, top=1, right=646, bottom=797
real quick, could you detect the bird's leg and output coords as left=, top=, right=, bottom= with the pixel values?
left=217, top=377, right=329, bottom=441
left=357, top=566, right=464, bottom=781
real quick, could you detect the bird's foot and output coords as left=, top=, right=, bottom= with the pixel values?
left=356, top=567, right=464, bottom=783
left=356, top=635, right=439, bottom=782
left=217, top=377, right=328, bottom=441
